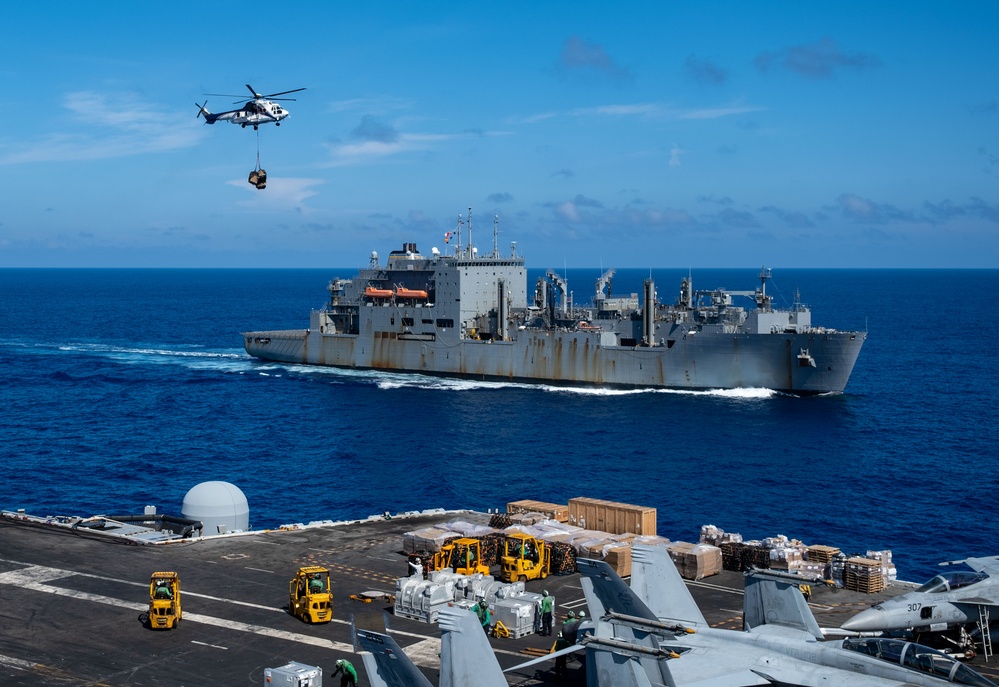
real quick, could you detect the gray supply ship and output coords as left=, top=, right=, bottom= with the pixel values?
left=243, top=231, right=865, bottom=395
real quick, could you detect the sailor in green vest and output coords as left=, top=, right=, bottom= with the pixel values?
left=540, top=590, right=555, bottom=636
left=332, top=658, right=357, bottom=687
left=472, top=599, right=492, bottom=632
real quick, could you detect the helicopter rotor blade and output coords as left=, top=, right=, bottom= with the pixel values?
left=245, top=84, right=263, bottom=99
left=261, top=87, right=306, bottom=98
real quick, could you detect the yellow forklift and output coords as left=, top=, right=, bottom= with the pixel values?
left=289, top=566, right=333, bottom=623
left=148, top=571, right=182, bottom=629
left=501, top=533, right=550, bottom=583
left=432, top=538, right=490, bottom=575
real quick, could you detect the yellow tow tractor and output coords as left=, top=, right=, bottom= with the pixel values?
left=432, top=537, right=490, bottom=576
left=289, top=566, right=333, bottom=623
left=148, top=571, right=182, bottom=629
left=501, top=533, right=550, bottom=583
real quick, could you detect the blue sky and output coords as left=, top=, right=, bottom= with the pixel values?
left=2, top=2, right=997, bottom=268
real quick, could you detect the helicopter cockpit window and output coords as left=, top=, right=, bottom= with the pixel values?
left=916, top=570, right=988, bottom=593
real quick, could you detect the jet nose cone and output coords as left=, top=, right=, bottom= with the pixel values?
left=841, top=608, right=887, bottom=632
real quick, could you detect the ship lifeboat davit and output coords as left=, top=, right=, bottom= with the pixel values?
left=364, top=286, right=394, bottom=299
left=395, top=287, right=428, bottom=300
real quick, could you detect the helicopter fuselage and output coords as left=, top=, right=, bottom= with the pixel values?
left=197, top=100, right=290, bottom=129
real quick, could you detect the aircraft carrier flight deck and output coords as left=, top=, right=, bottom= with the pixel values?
left=1, top=510, right=995, bottom=686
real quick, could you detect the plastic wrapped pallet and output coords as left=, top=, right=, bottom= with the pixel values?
left=579, top=538, right=614, bottom=559
left=667, top=542, right=722, bottom=580
left=604, top=543, right=632, bottom=577
left=700, top=524, right=743, bottom=546
left=633, top=534, right=672, bottom=550
left=443, top=519, right=494, bottom=537
left=403, top=527, right=460, bottom=554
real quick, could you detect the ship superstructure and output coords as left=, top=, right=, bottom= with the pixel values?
left=244, top=228, right=865, bottom=394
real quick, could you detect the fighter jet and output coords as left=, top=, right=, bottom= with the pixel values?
left=574, top=544, right=998, bottom=687
left=843, top=556, right=999, bottom=635
left=354, top=606, right=508, bottom=687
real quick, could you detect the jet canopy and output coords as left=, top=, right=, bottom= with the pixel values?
left=842, top=638, right=997, bottom=686
left=916, top=570, right=989, bottom=593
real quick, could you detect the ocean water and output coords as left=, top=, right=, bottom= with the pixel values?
left=1, top=266, right=996, bottom=582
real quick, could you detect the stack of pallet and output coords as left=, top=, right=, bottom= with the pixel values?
left=806, top=545, right=841, bottom=564
left=479, top=531, right=506, bottom=566
left=550, top=541, right=577, bottom=576
left=720, top=542, right=748, bottom=571
left=489, top=513, right=513, bottom=528
left=844, top=557, right=886, bottom=594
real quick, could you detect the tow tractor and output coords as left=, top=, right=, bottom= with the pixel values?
left=501, top=533, right=550, bottom=583
left=289, top=566, right=333, bottom=623
left=148, top=571, right=182, bottom=629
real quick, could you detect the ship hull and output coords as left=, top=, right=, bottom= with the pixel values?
left=243, top=326, right=865, bottom=395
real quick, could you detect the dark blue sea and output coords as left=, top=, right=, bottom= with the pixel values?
left=2, top=267, right=997, bottom=582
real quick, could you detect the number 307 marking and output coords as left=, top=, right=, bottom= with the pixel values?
left=907, top=603, right=922, bottom=612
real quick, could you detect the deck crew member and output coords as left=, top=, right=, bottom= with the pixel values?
left=473, top=600, right=491, bottom=632
left=331, top=659, right=357, bottom=687
left=540, top=590, right=555, bottom=636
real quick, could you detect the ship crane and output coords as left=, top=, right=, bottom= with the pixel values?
left=595, top=269, right=615, bottom=302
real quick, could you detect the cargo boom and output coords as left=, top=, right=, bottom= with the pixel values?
left=244, top=240, right=865, bottom=395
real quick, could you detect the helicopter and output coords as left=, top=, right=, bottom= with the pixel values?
left=196, top=84, right=306, bottom=129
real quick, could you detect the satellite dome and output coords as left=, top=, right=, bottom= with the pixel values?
left=181, top=481, right=249, bottom=535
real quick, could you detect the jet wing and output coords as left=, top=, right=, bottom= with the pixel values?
left=668, top=652, right=924, bottom=687
left=668, top=668, right=773, bottom=686
left=503, top=644, right=585, bottom=673
left=964, top=557, right=999, bottom=575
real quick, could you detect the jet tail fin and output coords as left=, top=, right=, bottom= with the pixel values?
left=631, top=544, right=707, bottom=626
left=438, top=607, right=507, bottom=687
left=577, top=557, right=659, bottom=625
left=355, top=626, right=434, bottom=687
left=743, top=570, right=823, bottom=639
left=578, top=557, right=677, bottom=687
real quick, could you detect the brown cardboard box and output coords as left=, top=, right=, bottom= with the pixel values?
left=604, top=544, right=632, bottom=577
left=668, top=541, right=723, bottom=580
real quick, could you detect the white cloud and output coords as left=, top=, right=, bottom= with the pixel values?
left=0, top=90, right=205, bottom=165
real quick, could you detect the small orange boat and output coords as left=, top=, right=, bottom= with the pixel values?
left=364, top=287, right=394, bottom=299
left=395, top=288, right=428, bottom=299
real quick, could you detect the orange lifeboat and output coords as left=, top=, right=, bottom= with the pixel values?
left=395, top=287, right=428, bottom=300
left=364, top=286, right=394, bottom=299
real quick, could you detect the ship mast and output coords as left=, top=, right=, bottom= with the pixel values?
left=493, top=214, right=499, bottom=258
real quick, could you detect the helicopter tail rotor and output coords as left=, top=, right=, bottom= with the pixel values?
left=195, top=101, right=216, bottom=124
